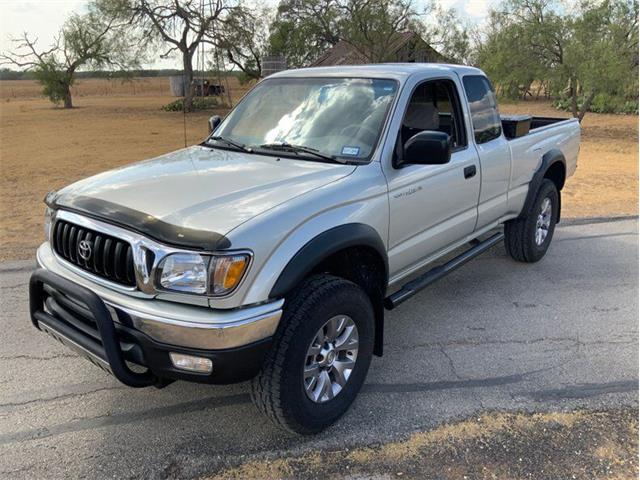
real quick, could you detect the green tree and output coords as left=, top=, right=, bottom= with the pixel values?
left=268, top=0, right=470, bottom=67
left=268, top=0, right=341, bottom=68
left=474, top=10, right=548, bottom=99
left=337, top=0, right=422, bottom=62
left=476, top=0, right=638, bottom=121
left=422, top=2, right=472, bottom=64
left=563, top=0, right=639, bottom=119
left=217, top=2, right=273, bottom=81
left=0, top=6, right=139, bottom=108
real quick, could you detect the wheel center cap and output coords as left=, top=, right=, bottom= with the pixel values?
left=326, top=350, right=336, bottom=366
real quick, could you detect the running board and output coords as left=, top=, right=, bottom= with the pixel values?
left=384, top=232, right=505, bottom=310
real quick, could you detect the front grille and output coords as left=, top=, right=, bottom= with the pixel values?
left=52, top=219, right=136, bottom=287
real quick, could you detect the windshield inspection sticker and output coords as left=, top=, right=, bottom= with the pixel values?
left=341, top=146, right=360, bottom=156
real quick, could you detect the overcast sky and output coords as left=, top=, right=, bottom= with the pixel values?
left=0, top=0, right=498, bottom=70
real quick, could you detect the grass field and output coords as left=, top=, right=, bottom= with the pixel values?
left=0, top=77, right=637, bottom=262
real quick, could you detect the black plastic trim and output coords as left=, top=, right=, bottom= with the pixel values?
left=47, top=194, right=231, bottom=251
left=29, top=268, right=271, bottom=386
left=385, top=232, right=505, bottom=309
left=30, top=268, right=157, bottom=387
left=126, top=331, right=272, bottom=385
left=269, top=223, right=388, bottom=298
left=518, top=148, right=566, bottom=221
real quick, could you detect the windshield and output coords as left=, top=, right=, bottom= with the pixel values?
left=211, top=77, right=398, bottom=161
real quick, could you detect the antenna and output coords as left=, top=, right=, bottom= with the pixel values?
left=182, top=72, right=187, bottom=148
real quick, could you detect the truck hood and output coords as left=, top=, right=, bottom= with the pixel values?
left=53, top=146, right=356, bottom=248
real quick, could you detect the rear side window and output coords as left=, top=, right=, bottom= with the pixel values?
left=462, top=76, right=502, bottom=144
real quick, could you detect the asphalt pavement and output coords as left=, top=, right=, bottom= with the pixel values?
left=0, top=218, right=637, bottom=479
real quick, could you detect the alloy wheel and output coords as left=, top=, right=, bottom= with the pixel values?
left=303, top=315, right=359, bottom=403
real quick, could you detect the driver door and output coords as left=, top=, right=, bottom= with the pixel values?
left=384, top=78, right=480, bottom=280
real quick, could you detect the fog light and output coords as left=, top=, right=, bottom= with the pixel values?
left=169, top=352, right=213, bottom=373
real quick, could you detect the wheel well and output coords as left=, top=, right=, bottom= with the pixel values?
left=310, top=246, right=387, bottom=357
left=544, top=161, right=566, bottom=191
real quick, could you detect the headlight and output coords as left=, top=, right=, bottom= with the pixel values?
left=44, top=207, right=53, bottom=242
left=157, top=252, right=250, bottom=296
left=158, top=253, right=209, bottom=294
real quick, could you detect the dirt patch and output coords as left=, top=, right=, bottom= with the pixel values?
left=500, top=101, right=638, bottom=221
left=206, top=408, right=639, bottom=480
left=0, top=87, right=637, bottom=262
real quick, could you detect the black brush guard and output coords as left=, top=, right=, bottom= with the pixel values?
left=29, top=268, right=158, bottom=387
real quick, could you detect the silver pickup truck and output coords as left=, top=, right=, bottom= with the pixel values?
left=30, top=64, right=580, bottom=434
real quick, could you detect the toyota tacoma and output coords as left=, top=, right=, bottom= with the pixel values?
left=30, top=64, right=580, bottom=434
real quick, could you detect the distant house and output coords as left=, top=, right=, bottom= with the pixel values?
left=309, top=31, right=446, bottom=67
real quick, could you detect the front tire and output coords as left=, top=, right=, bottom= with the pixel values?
left=504, top=179, right=559, bottom=263
left=251, top=274, right=374, bottom=434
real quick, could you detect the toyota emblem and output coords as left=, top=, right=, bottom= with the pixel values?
left=78, top=240, right=92, bottom=261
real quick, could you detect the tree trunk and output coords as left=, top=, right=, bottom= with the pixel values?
left=569, top=80, right=579, bottom=119
left=182, top=49, right=195, bottom=112
left=578, top=91, right=596, bottom=123
left=62, top=83, right=73, bottom=109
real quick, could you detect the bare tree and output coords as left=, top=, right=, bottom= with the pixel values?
left=0, top=10, right=137, bottom=108
left=122, top=0, right=233, bottom=110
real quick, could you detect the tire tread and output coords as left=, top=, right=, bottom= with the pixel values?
left=251, top=274, right=366, bottom=434
left=504, top=179, right=558, bottom=263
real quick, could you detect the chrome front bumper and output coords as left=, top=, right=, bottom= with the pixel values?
left=36, top=243, right=283, bottom=350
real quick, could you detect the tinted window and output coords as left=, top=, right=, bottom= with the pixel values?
left=462, top=76, right=502, bottom=144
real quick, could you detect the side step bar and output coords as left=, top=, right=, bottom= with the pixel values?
left=384, top=232, right=505, bottom=310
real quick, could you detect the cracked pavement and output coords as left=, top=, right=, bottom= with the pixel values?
left=0, top=219, right=637, bottom=479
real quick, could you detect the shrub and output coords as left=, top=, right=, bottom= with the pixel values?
left=554, top=94, right=638, bottom=115
left=162, top=97, right=219, bottom=112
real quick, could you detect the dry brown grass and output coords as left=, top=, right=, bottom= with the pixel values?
left=206, top=408, right=638, bottom=480
left=0, top=77, right=254, bottom=262
left=1, top=77, right=169, bottom=99
left=0, top=75, right=251, bottom=100
left=0, top=79, right=637, bottom=262
left=500, top=100, right=639, bottom=220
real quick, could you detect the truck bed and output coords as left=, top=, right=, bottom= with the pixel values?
left=501, top=115, right=571, bottom=140
left=505, top=114, right=581, bottom=204
left=530, top=116, right=571, bottom=129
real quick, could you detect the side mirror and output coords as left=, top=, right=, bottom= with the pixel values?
left=400, top=131, right=451, bottom=167
left=208, top=115, right=222, bottom=133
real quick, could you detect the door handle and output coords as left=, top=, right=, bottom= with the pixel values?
left=464, top=165, right=477, bottom=179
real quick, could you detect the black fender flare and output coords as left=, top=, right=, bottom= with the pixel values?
left=269, top=223, right=388, bottom=298
left=518, top=148, right=566, bottom=222
left=270, top=223, right=389, bottom=357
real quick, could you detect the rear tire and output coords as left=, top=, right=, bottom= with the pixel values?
left=251, top=274, right=374, bottom=434
left=504, top=179, right=559, bottom=263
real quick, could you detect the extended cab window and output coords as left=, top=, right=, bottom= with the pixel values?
left=462, top=76, right=502, bottom=144
left=401, top=79, right=466, bottom=150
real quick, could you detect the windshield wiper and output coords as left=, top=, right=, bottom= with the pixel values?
left=258, top=142, right=346, bottom=164
left=207, top=136, right=253, bottom=153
